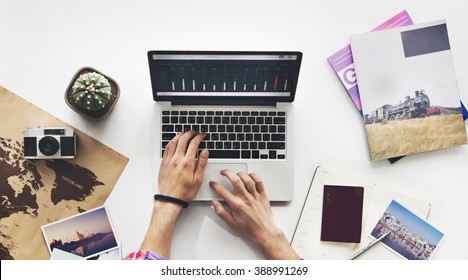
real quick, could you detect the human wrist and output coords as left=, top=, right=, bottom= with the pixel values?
left=154, top=194, right=189, bottom=208
left=256, top=228, right=298, bottom=260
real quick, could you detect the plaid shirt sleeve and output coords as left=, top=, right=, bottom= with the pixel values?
left=123, top=250, right=168, bottom=260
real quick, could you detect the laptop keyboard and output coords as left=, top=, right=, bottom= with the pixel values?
left=161, top=110, right=286, bottom=159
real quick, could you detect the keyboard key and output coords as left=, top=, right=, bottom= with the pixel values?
left=162, top=116, right=170, bottom=123
left=259, top=142, right=266, bottom=149
left=171, top=111, right=179, bottom=115
left=162, top=111, right=170, bottom=115
left=162, top=133, right=176, bottom=140
left=278, top=154, right=286, bottom=159
left=180, top=111, right=188, bottom=115
left=241, top=142, right=249, bottom=149
left=269, top=151, right=277, bottom=159
left=252, top=150, right=260, bottom=159
left=162, top=125, right=174, bottom=132
left=267, top=142, right=285, bottom=149
left=274, top=117, right=286, bottom=124
left=271, top=134, right=285, bottom=141
left=241, top=150, right=251, bottom=159
left=208, top=150, right=240, bottom=158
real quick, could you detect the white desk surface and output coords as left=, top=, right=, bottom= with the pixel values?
left=1, top=0, right=467, bottom=260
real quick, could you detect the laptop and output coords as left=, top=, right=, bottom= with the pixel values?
left=148, top=50, right=302, bottom=201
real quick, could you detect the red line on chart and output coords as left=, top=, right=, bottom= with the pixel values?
left=273, top=73, right=278, bottom=91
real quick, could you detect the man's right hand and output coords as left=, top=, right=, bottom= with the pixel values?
left=209, top=169, right=300, bottom=260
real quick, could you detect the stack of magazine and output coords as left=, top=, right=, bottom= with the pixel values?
left=328, top=10, right=468, bottom=162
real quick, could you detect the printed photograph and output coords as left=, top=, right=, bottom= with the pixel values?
left=370, top=200, right=444, bottom=260
left=351, top=20, right=468, bottom=160
left=41, top=206, right=119, bottom=259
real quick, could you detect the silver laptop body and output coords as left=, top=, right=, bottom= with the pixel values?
left=148, top=51, right=302, bottom=201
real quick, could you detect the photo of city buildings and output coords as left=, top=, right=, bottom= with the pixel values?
left=371, top=200, right=444, bottom=260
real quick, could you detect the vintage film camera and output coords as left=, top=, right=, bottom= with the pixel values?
left=24, top=127, right=76, bottom=159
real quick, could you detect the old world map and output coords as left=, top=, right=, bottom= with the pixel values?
left=0, top=86, right=128, bottom=260
left=0, top=137, right=105, bottom=259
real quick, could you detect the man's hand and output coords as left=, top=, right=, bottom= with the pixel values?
left=140, top=131, right=208, bottom=258
left=158, top=131, right=208, bottom=201
left=210, top=169, right=300, bottom=260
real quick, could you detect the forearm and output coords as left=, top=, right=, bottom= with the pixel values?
left=139, top=200, right=183, bottom=259
left=257, top=229, right=301, bottom=260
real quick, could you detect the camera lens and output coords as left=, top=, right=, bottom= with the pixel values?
left=38, top=136, right=60, bottom=156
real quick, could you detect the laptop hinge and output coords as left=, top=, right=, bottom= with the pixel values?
left=171, top=99, right=276, bottom=107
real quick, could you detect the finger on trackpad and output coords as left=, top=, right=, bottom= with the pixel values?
left=199, top=163, right=247, bottom=199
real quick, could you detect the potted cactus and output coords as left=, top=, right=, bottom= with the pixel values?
left=65, top=67, right=120, bottom=120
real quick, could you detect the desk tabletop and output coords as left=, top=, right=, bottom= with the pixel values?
left=1, top=0, right=467, bottom=259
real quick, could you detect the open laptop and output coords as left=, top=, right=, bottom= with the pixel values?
left=148, top=50, right=302, bottom=201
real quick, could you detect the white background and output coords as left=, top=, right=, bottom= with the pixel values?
left=1, top=0, right=467, bottom=260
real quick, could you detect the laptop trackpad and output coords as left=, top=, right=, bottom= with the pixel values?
left=199, top=163, right=247, bottom=199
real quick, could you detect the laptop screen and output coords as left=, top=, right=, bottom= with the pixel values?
left=148, top=51, right=302, bottom=103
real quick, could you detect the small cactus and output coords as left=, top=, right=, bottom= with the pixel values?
left=72, top=72, right=111, bottom=111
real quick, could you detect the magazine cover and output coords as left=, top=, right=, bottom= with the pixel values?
left=327, top=10, right=414, bottom=114
left=350, top=20, right=468, bottom=160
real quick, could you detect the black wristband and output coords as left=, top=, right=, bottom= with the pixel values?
left=154, top=194, right=189, bottom=208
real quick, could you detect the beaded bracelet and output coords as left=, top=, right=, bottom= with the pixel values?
left=154, top=194, right=189, bottom=208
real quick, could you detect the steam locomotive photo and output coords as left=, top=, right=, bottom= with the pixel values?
left=364, top=90, right=440, bottom=124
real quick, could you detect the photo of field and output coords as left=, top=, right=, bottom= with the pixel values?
left=365, top=114, right=467, bottom=160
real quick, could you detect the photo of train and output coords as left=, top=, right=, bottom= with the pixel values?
left=364, top=90, right=440, bottom=124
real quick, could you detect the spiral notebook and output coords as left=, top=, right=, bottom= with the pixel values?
left=290, top=166, right=431, bottom=260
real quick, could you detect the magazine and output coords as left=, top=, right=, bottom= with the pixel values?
left=327, top=10, right=414, bottom=114
left=350, top=20, right=468, bottom=160
left=327, top=10, right=468, bottom=121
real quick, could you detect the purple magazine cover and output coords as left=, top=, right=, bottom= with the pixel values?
left=328, top=10, right=414, bottom=114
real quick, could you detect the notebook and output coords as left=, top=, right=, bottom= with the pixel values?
left=290, top=166, right=431, bottom=259
left=148, top=51, right=302, bottom=201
